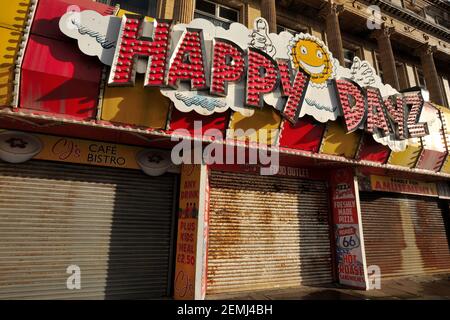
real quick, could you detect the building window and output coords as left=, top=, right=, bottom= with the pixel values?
left=343, top=47, right=357, bottom=69
left=396, top=61, right=410, bottom=90
left=277, top=24, right=308, bottom=35
left=436, top=16, right=450, bottom=30
left=98, top=0, right=157, bottom=17
left=375, top=52, right=384, bottom=83
left=439, top=76, right=450, bottom=108
left=194, top=0, right=239, bottom=29
left=416, top=68, right=427, bottom=89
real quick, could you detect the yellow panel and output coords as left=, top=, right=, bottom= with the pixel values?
left=436, top=105, right=450, bottom=174
left=387, top=142, right=422, bottom=168
left=0, top=66, right=14, bottom=106
left=0, top=27, right=21, bottom=67
left=228, top=107, right=281, bottom=145
left=439, top=156, right=450, bottom=174
left=101, top=77, right=170, bottom=129
left=320, top=121, right=361, bottom=158
left=0, top=0, right=31, bottom=31
left=117, top=8, right=154, bottom=21
left=0, top=27, right=22, bottom=106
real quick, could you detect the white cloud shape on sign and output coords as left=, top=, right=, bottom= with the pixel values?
left=59, top=10, right=121, bottom=65
left=420, top=103, right=446, bottom=151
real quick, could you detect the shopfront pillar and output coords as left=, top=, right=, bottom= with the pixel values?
left=320, top=1, right=345, bottom=66
left=372, top=25, right=400, bottom=91
left=417, top=44, right=445, bottom=105
left=261, top=0, right=277, bottom=33
left=173, top=0, right=195, bottom=24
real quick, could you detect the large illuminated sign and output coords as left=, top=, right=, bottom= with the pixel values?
left=59, top=11, right=433, bottom=151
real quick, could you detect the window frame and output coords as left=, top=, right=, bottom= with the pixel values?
left=276, top=23, right=309, bottom=36
left=342, top=40, right=362, bottom=69
left=374, top=51, right=385, bottom=82
left=415, top=67, right=427, bottom=90
left=194, top=0, right=240, bottom=28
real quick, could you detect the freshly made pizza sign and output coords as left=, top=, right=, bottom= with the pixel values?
left=60, top=11, right=433, bottom=151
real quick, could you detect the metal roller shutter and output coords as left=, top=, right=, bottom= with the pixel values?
left=207, top=171, right=333, bottom=295
left=360, top=192, right=450, bottom=279
left=0, top=160, right=178, bottom=300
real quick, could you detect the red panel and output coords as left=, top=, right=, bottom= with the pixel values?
left=278, top=116, right=325, bottom=153
left=168, top=109, right=230, bottom=136
left=357, top=133, right=390, bottom=163
left=416, top=149, right=447, bottom=171
left=19, top=34, right=102, bottom=120
left=31, top=0, right=115, bottom=42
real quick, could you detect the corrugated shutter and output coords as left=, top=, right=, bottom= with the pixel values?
left=207, top=171, right=333, bottom=295
left=360, top=192, right=450, bottom=279
left=0, top=160, right=178, bottom=300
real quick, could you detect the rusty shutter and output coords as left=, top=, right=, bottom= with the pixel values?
left=360, top=192, right=450, bottom=279
left=207, top=171, right=333, bottom=295
left=0, top=160, right=178, bottom=299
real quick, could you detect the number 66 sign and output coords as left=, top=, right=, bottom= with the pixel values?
left=336, top=227, right=361, bottom=250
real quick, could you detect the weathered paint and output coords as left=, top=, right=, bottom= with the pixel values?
left=207, top=171, right=333, bottom=295
left=19, top=34, right=102, bottom=119
left=101, top=78, right=170, bottom=129
left=388, top=141, right=422, bottom=168
left=0, top=27, right=22, bottom=106
left=278, top=116, right=325, bottom=153
left=0, top=0, right=32, bottom=31
left=356, top=134, right=390, bottom=164
left=227, top=107, right=281, bottom=145
left=320, top=121, right=362, bottom=159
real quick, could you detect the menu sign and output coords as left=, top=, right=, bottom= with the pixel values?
left=330, top=168, right=368, bottom=289
left=174, top=164, right=202, bottom=300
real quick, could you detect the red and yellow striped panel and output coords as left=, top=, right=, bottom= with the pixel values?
left=387, top=139, right=422, bottom=168
left=0, top=27, right=22, bottom=106
left=228, top=107, right=282, bottom=146
left=319, top=121, right=362, bottom=159
left=436, top=105, right=450, bottom=174
left=0, top=0, right=32, bottom=31
left=278, top=116, right=325, bottom=153
left=101, top=77, right=170, bottom=129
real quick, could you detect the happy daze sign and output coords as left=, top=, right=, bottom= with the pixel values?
left=60, top=11, right=434, bottom=151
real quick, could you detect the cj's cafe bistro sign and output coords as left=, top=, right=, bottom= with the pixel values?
left=54, top=10, right=444, bottom=296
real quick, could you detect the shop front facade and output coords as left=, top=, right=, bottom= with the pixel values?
left=0, top=0, right=449, bottom=300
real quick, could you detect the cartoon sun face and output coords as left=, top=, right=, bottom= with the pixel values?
left=289, top=35, right=335, bottom=87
